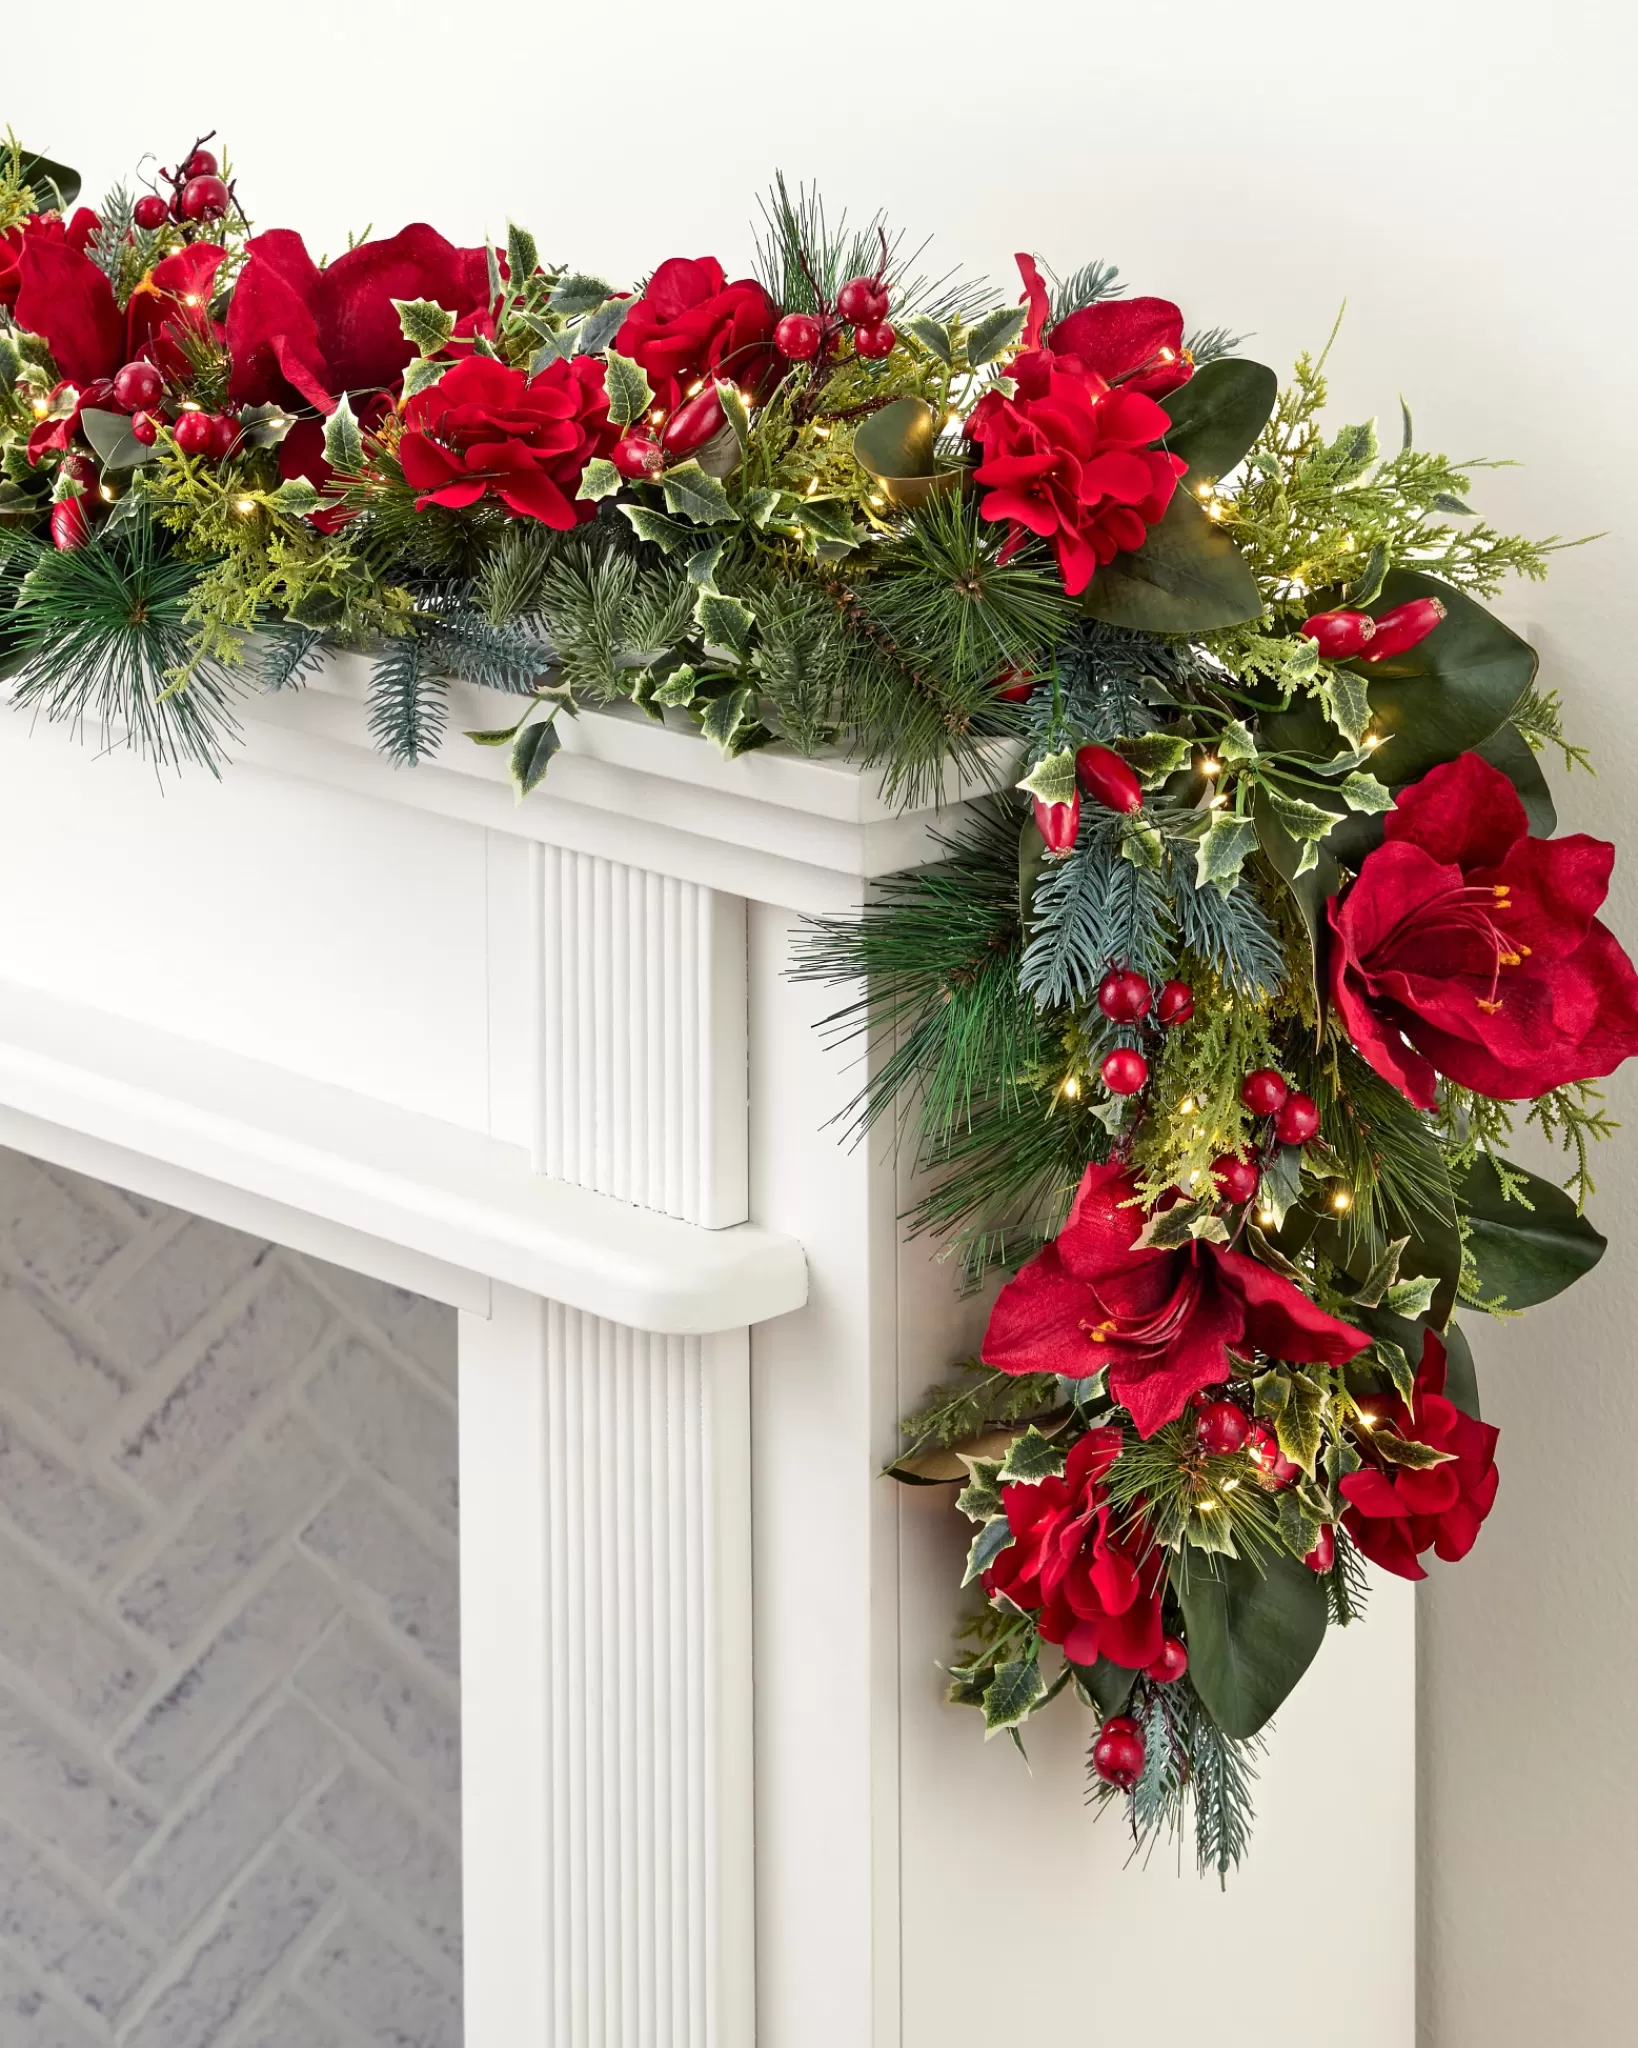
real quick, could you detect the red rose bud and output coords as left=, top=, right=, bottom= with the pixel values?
left=180, top=174, right=230, bottom=222
left=852, top=321, right=896, bottom=360
left=836, top=275, right=890, bottom=326
left=113, top=361, right=164, bottom=413
left=1097, top=969, right=1152, bottom=1023
left=1076, top=744, right=1143, bottom=814
left=1304, top=1525, right=1336, bottom=1573
left=1210, top=1154, right=1260, bottom=1205
left=1240, top=1068, right=1289, bottom=1117
left=1145, top=1636, right=1188, bottom=1685
left=992, top=666, right=1036, bottom=702
left=773, top=312, right=823, bottom=361
left=1091, top=1718, right=1146, bottom=1789
left=1156, top=978, right=1194, bottom=1026
left=173, top=410, right=215, bottom=456
left=50, top=497, right=91, bottom=550
left=611, top=433, right=664, bottom=479
left=1361, top=596, right=1447, bottom=662
left=1195, top=1399, right=1250, bottom=1455
left=661, top=387, right=726, bottom=456
left=1299, top=609, right=1376, bottom=659
left=133, top=193, right=170, bottom=230
left=1274, top=1091, right=1320, bottom=1146
left=1033, top=790, right=1080, bottom=856
left=1100, top=1047, right=1149, bottom=1096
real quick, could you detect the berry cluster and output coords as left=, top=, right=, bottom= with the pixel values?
left=132, top=140, right=233, bottom=234
left=1094, top=968, right=1194, bottom=1097
left=773, top=267, right=895, bottom=367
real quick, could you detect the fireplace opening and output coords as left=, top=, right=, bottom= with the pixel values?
left=0, top=1146, right=463, bottom=2047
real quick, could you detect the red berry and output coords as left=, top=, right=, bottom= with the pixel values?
left=50, top=497, right=91, bottom=550
left=1097, top=969, right=1152, bottom=1023
left=773, top=312, right=823, bottom=361
left=1195, top=1400, right=1250, bottom=1455
left=179, top=174, right=230, bottom=222
left=1101, top=1048, right=1149, bottom=1096
left=1075, top=743, right=1143, bottom=814
left=1361, top=596, right=1447, bottom=662
left=209, top=413, right=240, bottom=460
left=1092, top=1720, right=1146, bottom=1789
left=836, top=275, right=889, bottom=326
left=133, top=194, right=170, bottom=230
left=1211, top=1154, right=1260, bottom=1205
left=1299, top=609, right=1376, bottom=659
left=1033, top=791, right=1080, bottom=856
left=1274, top=1091, right=1320, bottom=1146
left=1145, top=1637, right=1189, bottom=1685
left=611, top=433, right=663, bottom=479
left=182, top=148, right=219, bottom=179
left=852, top=321, right=896, bottom=359
left=992, top=666, right=1036, bottom=702
left=173, top=410, right=215, bottom=455
left=130, top=411, right=158, bottom=445
left=1247, top=1422, right=1300, bottom=1490
left=1304, top=1525, right=1336, bottom=1573
left=112, top=361, right=164, bottom=413
left=661, top=387, right=726, bottom=455
left=1240, top=1068, right=1289, bottom=1117
left=1155, top=979, right=1194, bottom=1027
left=1101, top=1714, right=1141, bottom=1738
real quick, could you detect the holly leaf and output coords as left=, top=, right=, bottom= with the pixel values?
left=652, top=663, right=699, bottom=708
left=392, top=297, right=455, bottom=354
left=966, top=303, right=1027, bottom=367
left=1339, top=771, right=1394, bottom=814
left=1135, top=1196, right=1230, bottom=1250
left=699, top=683, right=758, bottom=753
left=575, top=298, right=630, bottom=357
left=661, top=460, right=739, bottom=525
left=550, top=271, right=614, bottom=317
left=793, top=497, right=857, bottom=547
left=1456, top=1154, right=1606, bottom=1308
left=1018, top=746, right=1077, bottom=807
left=1120, top=819, right=1164, bottom=871
left=1081, top=490, right=1264, bottom=633
left=962, top=1515, right=1015, bottom=1588
left=1217, top=717, right=1258, bottom=764
left=619, top=504, right=694, bottom=553
left=1154, top=358, right=1278, bottom=482
left=1114, top=732, right=1192, bottom=783
left=1273, top=1370, right=1326, bottom=1477
left=1370, top=1428, right=1456, bottom=1470
left=1320, top=666, right=1373, bottom=747
left=956, top=1466, right=1006, bottom=1522
left=567, top=456, right=619, bottom=504
left=1177, top=1548, right=1329, bottom=1738
left=1253, top=789, right=1338, bottom=1004
left=905, top=314, right=955, bottom=365
left=982, top=1656, right=1046, bottom=1736
left=401, top=356, right=449, bottom=399
left=322, top=393, right=363, bottom=473
left=235, top=402, right=298, bottom=447
left=1263, top=787, right=1339, bottom=876
left=510, top=716, right=561, bottom=798
left=264, top=476, right=324, bottom=517
left=1195, top=812, right=1259, bottom=895
left=743, top=485, right=782, bottom=527
left=602, top=348, right=652, bottom=429
left=714, top=379, right=752, bottom=456
left=1372, top=1338, right=1417, bottom=1405
left=1353, top=1237, right=1408, bottom=1309
left=695, top=589, right=755, bottom=661
left=996, top=1426, right=1066, bottom=1486
left=1326, top=419, right=1379, bottom=484
left=505, top=221, right=539, bottom=289
left=1384, top=1275, right=1438, bottom=1319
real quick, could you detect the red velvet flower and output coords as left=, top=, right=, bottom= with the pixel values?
left=966, top=341, right=1184, bottom=597
left=225, top=224, right=494, bottom=412
left=1328, top=751, right=1638, bottom=1110
left=981, top=1427, right=1165, bottom=1670
left=397, top=352, right=616, bottom=527
left=1339, top=1331, right=1499, bottom=1580
left=0, top=206, right=99, bottom=311
left=618, top=255, right=780, bottom=413
left=981, top=1163, right=1370, bottom=1436
left=1014, top=252, right=1194, bottom=400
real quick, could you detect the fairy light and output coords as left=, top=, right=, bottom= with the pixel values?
left=685, top=378, right=704, bottom=397
left=183, top=293, right=201, bottom=307
left=1061, top=1074, right=1081, bottom=1101
left=1363, top=731, right=1382, bottom=750
left=1331, top=1187, right=1353, bottom=1212
left=1206, top=500, right=1225, bottom=520
left=98, top=483, right=117, bottom=502
left=944, top=409, right=961, bottom=429
left=1257, top=1208, right=1277, bottom=1228
left=1196, top=482, right=1214, bottom=501
left=1221, top=1476, right=1241, bottom=1494
left=1200, top=756, right=1222, bottom=777
left=805, top=476, right=820, bottom=495
left=179, top=399, right=202, bottom=412
left=233, top=495, right=256, bottom=515
left=30, top=397, right=49, bottom=418
left=1179, top=1097, right=1196, bottom=1115
left=648, top=407, right=664, bottom=425
left=1357, top=1409, right=1377, bottom=1429
left=1208, top=792, right=1230, bottom=810
left=812, top=425, right=831, bottom=439
left=869, top=492, right=887, bottom=508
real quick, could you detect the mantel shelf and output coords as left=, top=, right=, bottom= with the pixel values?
left=0, top=979, right=807, bottom=1334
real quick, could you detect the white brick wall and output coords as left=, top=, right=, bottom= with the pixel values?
left=0, top=1148, right=462, bottom=2045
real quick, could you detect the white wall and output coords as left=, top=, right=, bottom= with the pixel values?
left=16, top=6, right=1638, bottom=2038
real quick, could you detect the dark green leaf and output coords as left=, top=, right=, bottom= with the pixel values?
left=1155, top=359, right=1278, bottom=482
left=1072, top=1656, right=1137, bottom=1717
left=510, top=715, right=561, bottom=797
left=79, top=408, right=155, bottom=470
left=1476, top=720, right=1556, bottom=836
left=16, top=151, right=79, bottom=209
left=1177, top=1548, right=1329, bottom=1738
left=1457, top=1154, right=1606, bottom=1308
left=1081, top=490, right=1264, bottom=633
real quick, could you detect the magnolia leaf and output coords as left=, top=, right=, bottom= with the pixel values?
left=1155, top=358, right=1278, bottom=481
left=1120, top=819, right=1165, bottom=871
left=695, top=589, right=755, bottom=660
left=661, top=460, right=739, bottom=525
left=1353, top=1237, right=1408, bottom=1309
left=1217, top=718, right=1257, bottom=764
left=1456, top=1154, right=1606, bottom=1308
left=905, top=314, right=955, bottom=365
left=743, top=485, right=782, bottom=527
left=505, top=221, right=539, bottom=289
left=619, top=503, right=693, bottom=552
left=510, top=716, right=561, bottom=798
left=602, top=348, right=652, bottom=429
left=1081, top=490, right=1263, bottom=633
left=714, top=378, right=751, bottom=455
left=1340, top=770, right=1394, bottom=814
left=699, top=683, right=757, bottom=753
left=16, top=150, right=80, bottom=209
left=1253, top=789, right=1339, bottom=1005
left=1114, top=732, right=1192, bottom=783
left=1019, top=747, right=1077, bottom=807
left=1195, top=812, right=1259, bottom=895
left=264, top=476, right=324, bottom=517
left=79, top=407, right=155, bottom=470
left=574, top=456, right=622, bottom=503
left=1477, top=721, right=1556, bottom=837
left=982, top=1656, right=1046, bottom=1736
left=1371, top=1429, right=1457, bottom=1470
left=401, top=355, right=449, bottom=399
left=551, top=271, right=616, bottom=316
left=1071, top=1656, right=1138, bottom=1718
left=1384, top=1275, right=1438, bottom=1318
left=1178, top=1547, right=1329, bottom=1738
left=1274, top=1371, right=1326, bottom=1477
left=997, top=1426, right=1066, bottom=1486
left=392, top=297, right=455, bottom=354
left=322, top=393, right=363, bottom=474
left=966, top=302, right=1027, bottom=366
left=962, top=1515, right=1015, bottom=1588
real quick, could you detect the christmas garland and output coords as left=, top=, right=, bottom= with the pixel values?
left=3, top=133, right=1632, bottom=1878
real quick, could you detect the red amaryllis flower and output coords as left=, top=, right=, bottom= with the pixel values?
left=1014, top=252, right=1194, bottom=400
left=225, top=224, right=494, bottom=412
left=981, top=1427, right=1165, bottom=1669
left=1328, top=750, right=1638, bottom=1110
left=1339, top=1331, right=1499, bottom=1580
left=966, top=346, right=1185, bottom=597
left=0, top=206, right=100, bottom=310
left=618, top=256, right=780, bottom=413
left=397, top=352, right=617, bottom=527
left=982, top=1163, right=1369, bottom=1436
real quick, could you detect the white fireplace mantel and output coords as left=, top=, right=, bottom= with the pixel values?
left=0, top=660, right=1414, bottom=2046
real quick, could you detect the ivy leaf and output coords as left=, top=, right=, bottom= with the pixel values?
left=575, top=457, right=622, bottom=503
left=1273, top=1371, right=1326, bottom=1477
left=1119, top=819, right=1164, bottom=871
left=1320, top=667, right=1373, bottom=746
left=510, top=716, right=561, bottom=798
left=1340, top=771, right=1394, bottom=814
left=619, top=504, right=693, bottom=553
left=996, top=1426, right=1066, bottom=1486
left=1262, top=788, right=1338, bottom=877
left=962, top=1515, right=1014, bottom=1587
left=966, top=303, right=1027, bottom=367
left=264, top=476, right=324, bottom=517
left=982, top=1656, right=1046, bottom=1736
left=904, top=314, right=955, bottom=364
left=1018, top=746, right=1076, bottom=807
left=322, top=393, right=363, bottom=473
left=602, top=349, right=653, bottom=429
left=505, top=221, right=539, bottom=289
left=401, top=356, right=449, bottom=399
left=392, top=297, right=455, bottom=354
left=1114, top=732, right=1191, bottom=783
left=1384, top=1274, right=1438, bottom=1318
left=1370, top=1429, right=1457, bottom=1470
left=695, top=589, right=755, bottom=661
left=1195, top=812, right=1259, bottom=895
left=661, top=460, right=739, bottom=525
left=1177, top=1548, right=1329, bottom=1738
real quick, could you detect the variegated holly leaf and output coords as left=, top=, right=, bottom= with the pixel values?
left=1352, top=1237, right=1409, bottom=1308
left=619, top=504, right=693, bottom=552
left=1115, top=732, right=1191, bottom=783
left=1340, top=771, right=1394, bottom=813
left=996, top=1427, right=1066, bottom=1486
left=602, top=349, right=652, bottom=428
left=1371, top=1429, right=1456, bottom=1469
left=1217, top=717, right=1258, bottom=764
left=322, top=393, right=363, bottom=473
left=575, top=457, right=622, bottom=503
left=1195, top=812, right=1259, bottom=895
left=1274, top=1371, right=1326, bottom=1476
left=392, top=297, right=455, bottom=353
left=1384, top=1274, right=1439, bottom=1318
left=1135, top=1197, right=1230, bottom=1251
left=661, top=461, right=738, bottom=525
left=982, top=1657, right=1046, bottom=1736
left=962, top=1515, right=1015, bottom=1588
left=1018, top=747, right=1076, bottom=806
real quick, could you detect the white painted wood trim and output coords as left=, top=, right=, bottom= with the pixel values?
left=0, top=978, right=803, bottom=1333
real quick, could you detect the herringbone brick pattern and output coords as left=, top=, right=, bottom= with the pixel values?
left=0, top=1148, right=463, bottom=2046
